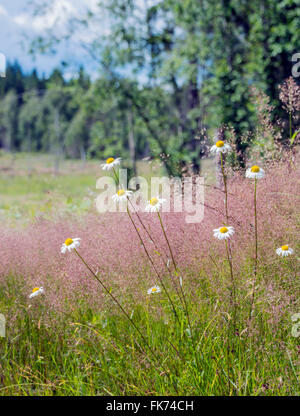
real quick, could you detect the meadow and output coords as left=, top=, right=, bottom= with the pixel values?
left=0, top=150, right=299, bottom=396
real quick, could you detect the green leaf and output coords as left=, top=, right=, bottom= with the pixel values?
left=290, top=130, right=299, bottom=145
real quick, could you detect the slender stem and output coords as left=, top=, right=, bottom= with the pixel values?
left=225, top=239, right=236, bottom=329
left=113, top=167, right=166, bottom=256
left=220, top=152, right=236, bottom=390
left=226, top=314, right=231, bottom=395
left=126, top=207, right=180, bottom=324
left=113, top=167, right=162, bottom=249
left=74, top=250, right=150, bottom=354
left=113, top=167, right=181, bottom=294
left=224, top=237, right=235, bottom=395
left=221, top=153, right=236, bottom=327
left=73, top=248, right=174, bottom=382
left=130, top=202, right=185, bottom=307
left=157, top=211, right=201, bottom=371
left=112, top=165, right=198, bottom=372
left=112, top=167, right=120, bottom=187
left=254, top=178, right=258, bottom=272
left=157, top=212, right=188, bottom=314
left=112, top=166, right=183, bottom=316
left=220, top=153, right=229, bottom=224
left=249, top=178, right=258, bottom=321
left=289, top=111, right=292, bottom=140
left=157, top=212, right=178, bottom=271
left=105, top=166, right=180, bottom=390
left=156, top=212, right=185, bottom=302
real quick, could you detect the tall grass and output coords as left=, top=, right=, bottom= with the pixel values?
left=0, top=154, right=299, bottom=396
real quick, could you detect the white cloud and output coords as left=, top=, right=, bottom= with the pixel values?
left=14, top=0, right=77, bottom=32
left=13, top=0, right=110, bottom=46
left=0, top=5, right=8, bottom=16
left=0, top=52, right=6, bottom=77
left=2, top=0, right=157, bottom=77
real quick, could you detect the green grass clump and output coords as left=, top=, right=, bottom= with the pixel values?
left=0, top=263, right=299, bottom=396
left=0, top=152, right=298, bottom=396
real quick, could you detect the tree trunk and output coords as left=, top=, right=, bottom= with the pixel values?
left=127, top=102, right=137, bottom=176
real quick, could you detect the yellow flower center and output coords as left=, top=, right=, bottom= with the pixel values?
left=32, top=287, right=40, bottom=293
left=117, top=189, right=125, bottom=196
left=216, top=140, right=224, bottom=148
left=65, top=238, right=74, bottom=246
left=152, top=287, right=157, bottom=292
left=281, top=245, right=289, bottom=251
left=220, top=227, right=228, bottom=234
left=106, top=157, right=115, bottom=164
left=150, top=197, right=158, bottom=206
left=251, top=165, right=260, bottom=173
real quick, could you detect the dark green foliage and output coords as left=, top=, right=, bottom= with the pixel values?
left=0, top=1, right=299, bottom=172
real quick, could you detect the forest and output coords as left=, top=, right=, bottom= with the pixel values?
left=0, top=0, right=299, bottom=176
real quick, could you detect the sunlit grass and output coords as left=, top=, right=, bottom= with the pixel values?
left=0, top=264, right=298, bottom=396
left=0, top=151, right=298, bottom=396
left=0, top=152, right=177, bottom=221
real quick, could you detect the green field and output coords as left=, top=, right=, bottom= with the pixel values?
left=0, top=152, right=299, bottom=396
left=0, top=152, right=216, bottom=221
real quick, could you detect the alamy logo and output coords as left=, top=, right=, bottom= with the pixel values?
left=0, top=52, right=6, bottom=77
left=96, top=170, right=205, bottom=224
left=0, top=314, right=5, bottom=337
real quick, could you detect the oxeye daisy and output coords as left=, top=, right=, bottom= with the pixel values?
left=147, top=285, right=161, bottom=295
left=210, top=140, right=232, bottom=154
left=291, top=313, right=300, bottom=322
left=276, top=245, right=294, bottom=257
left=145, top=197, right=165, bottom=213
left=213, top=226, right=235, bottom=240
left=61, top=238, right=81, bottom=254
left=100, top=157, right=121, bottom=171
left=291, top=324, right=300, bottom=338
left=29, top=287, right=44, bottom=299
left=112, top=189, right=133, bottom=202
left=245, top=165, right=265, bottom=179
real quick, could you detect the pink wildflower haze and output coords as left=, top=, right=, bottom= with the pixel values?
left=0, top=157, right=299, bottom=323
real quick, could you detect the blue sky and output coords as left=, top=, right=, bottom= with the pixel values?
left=0, top=0, right=104, bottom=78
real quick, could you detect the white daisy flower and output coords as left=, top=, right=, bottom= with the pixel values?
left=61, top=238, right=81, bottom=254
left=291, top=323, right=300, bottom=338
left=276, top=245, right=294, bottom=257
left=147, top=285, right=161, bottom=295
left=213, top=226, right=235, bottom=240
left=210, top=140, right=232, bottom=154
left=112, top=189, right=133, bottom=203
left=100, top=157, right=122, bottom=171
left=245, top=165, right=265, bottom=180
left=291, top=313, right=300, bottom=322
left=29, top=287, right=44, bottom=299
left=145, top=197, right=166, bottom=213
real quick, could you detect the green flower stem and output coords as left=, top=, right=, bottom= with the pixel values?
left=220, top=151, right=236, bottom=391
left=157, top=212, right=189, bottom=322
left=225, top=239, right=236, bottom=328
left=249, top=177, right=258, bottom=321
left=126, top=207, right=180, bottom=325
left=220, top=153, right=229, bottom=224
left=74, top=249, right=149, bottom=352
left=73, top=248, right=175, bottom=386
left=156, top=211, right=201, bottom=371
left=112, top=167, right=184, bottom=308
left=130, top=205, right=185, bottom=306
left=220, top=152, right=237, bottom=329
